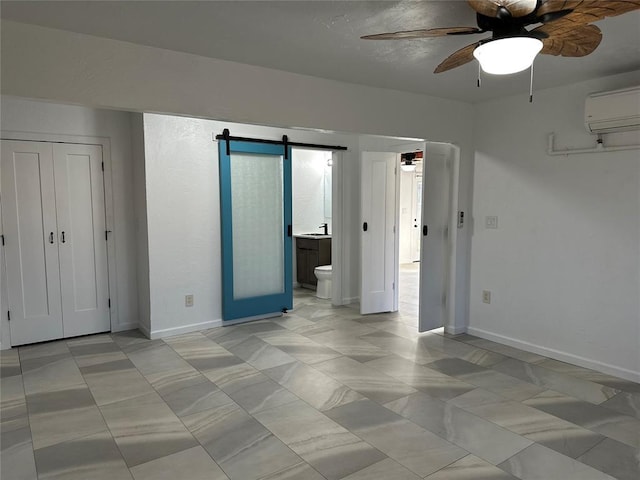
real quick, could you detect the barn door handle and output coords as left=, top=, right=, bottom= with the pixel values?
left=49, top=232, right=54, bottom=244
left=287, top=225, right=292, bottom=237
left=423, top=225, right=428, bottom=236
left=61, top=231, right=66, bottom=243
left=363, top=222, right=368, bottom=232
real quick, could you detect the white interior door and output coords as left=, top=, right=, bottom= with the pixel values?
left=410, top=175, right=423, bottom=262
left=419, top=144, right=451, bottom=332
left=1, top=140, right=63, bottom=344
left=360, top=152, right=396, bottom=314
left=53, top=143, right=110, bottom=337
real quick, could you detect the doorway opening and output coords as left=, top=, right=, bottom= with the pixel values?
left=397, top=151, right=423, bottom=318
left=291, top=148, right=335, bottom=311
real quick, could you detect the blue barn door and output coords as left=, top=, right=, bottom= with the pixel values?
left=218, top=140, right=293, bottom=323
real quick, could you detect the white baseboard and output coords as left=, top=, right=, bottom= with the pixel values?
left=342, top=296, right=360, bottom=304
left=111, top=322, right=139, bottom=333
left=467, top=326, right=640, bottom=383
left=445, top=325, right=467, bottom=335
left=138, top=323, right=151, bottom=339
left=0, top=342, right=9, bottom=351
left=149, top=319, right=222, bottom=340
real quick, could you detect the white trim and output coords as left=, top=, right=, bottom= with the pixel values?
left=0, top=130, right=125, bottom=338
left=331, top=151, right=343, bottom=306
left=111, top=322, right=139, bottom=333
left=445, top=324, right=467, bottom=335
left=468, top=326, right=640, bottom=383
left=342, top=296, right=360, bottom=304
left=446, top=145, right=460, bottom=333
left=149, top=319, right=223, bottom=340
left=0, top=342, right=9, bottom=351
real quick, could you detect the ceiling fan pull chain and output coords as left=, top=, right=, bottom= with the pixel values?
left=477, top=63, right=481, bottom=88
left=529, top=62, right=534, bottom=103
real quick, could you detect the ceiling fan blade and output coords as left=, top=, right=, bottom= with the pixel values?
left=537, top=0, right=640, bottom=25
left=434, top=42, right=480, bottom=73
left=533, top=23, right=602, bottom=57
left=361, top=27, right=482, bottom=40
left=467, top=0, right=537, bottom=18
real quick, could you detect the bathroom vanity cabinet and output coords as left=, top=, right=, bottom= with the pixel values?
left=295, top=237, right=331, bottom=287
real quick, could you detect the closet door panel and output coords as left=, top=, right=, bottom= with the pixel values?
left=53, top=143, right=110, bottom=337
left=1, top=140, right=63, bottom=345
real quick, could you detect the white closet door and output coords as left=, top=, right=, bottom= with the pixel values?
left=1, top=140, right=63, bottom=345
left=53, top=143, right=110, bottom=338
left=360, top=151, right=397, bottom=314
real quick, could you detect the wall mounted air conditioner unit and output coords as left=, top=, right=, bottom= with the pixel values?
left=585, top=86, right=640, bottom=134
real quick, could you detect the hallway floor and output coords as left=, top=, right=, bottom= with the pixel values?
left=1, top=291, right=639, bottom=480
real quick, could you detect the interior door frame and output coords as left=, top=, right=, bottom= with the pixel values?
left=372, top=140, right=459, bottom=332
left=0, top=131, right=121, bottom=345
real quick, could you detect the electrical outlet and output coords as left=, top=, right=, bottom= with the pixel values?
left=185, top=294, right=194, bottom=307
left=485, top=216, right=498, bottom=229
left=482, top=290, right=491, bottom=304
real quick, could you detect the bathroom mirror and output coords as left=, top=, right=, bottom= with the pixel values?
left=324, top=163, right=332, bottom=218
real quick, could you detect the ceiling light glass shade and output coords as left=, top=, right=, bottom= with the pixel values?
left=401, top=163, right=416, bottom=172
left=473, top=37, right=543, bottom=75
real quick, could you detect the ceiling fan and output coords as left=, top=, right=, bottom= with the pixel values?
left=362, top=0, right=640, bottom=75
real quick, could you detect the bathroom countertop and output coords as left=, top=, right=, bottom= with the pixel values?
left=294, top=234, right=332, bottom=239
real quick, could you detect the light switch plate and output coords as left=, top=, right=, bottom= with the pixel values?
left=485, top=216, right=498, bottom=229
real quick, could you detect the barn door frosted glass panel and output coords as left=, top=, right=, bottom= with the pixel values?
left=231, top=153, right=284, bottom=298
left=219, top=140, right=292, bottom=322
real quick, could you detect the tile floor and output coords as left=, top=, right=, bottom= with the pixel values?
left=1, top=287, right=639, bottom=479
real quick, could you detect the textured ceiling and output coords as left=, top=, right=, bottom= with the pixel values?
left=2, top=1, right=640, bottom=102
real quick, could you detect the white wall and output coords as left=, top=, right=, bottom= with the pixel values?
left=292, top=149, right=332, bottom=235
left=0, top=96, right=139, bottom=346
left=131, top=113, right=150, bottom=335
left=1, top=20, right=475, bottom=331
left=470, top=71, right=640, bottom=381
left=142, top=113, right=363, bottom=336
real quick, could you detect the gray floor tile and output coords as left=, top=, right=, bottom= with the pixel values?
left=33, top=430, right=132, bottom=480
left=253, top=400, right=386, bottom=480
left=130, top=445, right=228, bottom=480
left=385, top=392, right=533, bottom=465
left=493, top=359, right=619, bottom=404
left=342, top=458, right=421, bottom=480
left=425, top=454, right=518, bottom=480
left=82, top=365, right=155, bottom=406
left=366, top=355, right=476, bottom=400
left=161, top=379, right=234, bottom=417
left=99, top=392, right=198, bottom=467
left=0, top=349, right=22, bottom=378
left=226, top=336, right=297, bottom=371
left=578, top=437, right=640, bottom=480
left=313, top=356, right=418, bottom=403
left=265, top=361, right=364, bottom=411
left=7, top=287, right=640, bottom=480
left=524, top=390, right=640, bottom=448
left=600, top=391, right=640, bottom=419
left=498, top=443, right=616, bottom=480
left=225, top=376, right=299, bottom=414
left=182, top=403, right=303, bottom=480
left=1, top=426, right=37, bottom=480
left=450, top=389, right=604, bottom=458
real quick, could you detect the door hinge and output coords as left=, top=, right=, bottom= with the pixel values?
left=7, top=311, right=10, bottom=321
left=108, top=298, right=111, bottom=309
left=392, top=282, right=395, bottom=290
left=1, top=234, right=4, bottom=246
left=101, top=161, right=104, bottom=172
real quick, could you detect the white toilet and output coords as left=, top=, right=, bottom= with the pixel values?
left=314, top=265, right=332, bottom=299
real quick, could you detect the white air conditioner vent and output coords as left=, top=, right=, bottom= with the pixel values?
left=585, top=86, right=640, bottom=134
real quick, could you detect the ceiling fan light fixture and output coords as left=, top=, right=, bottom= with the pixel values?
left=473, top=37, right=543, bottom=75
